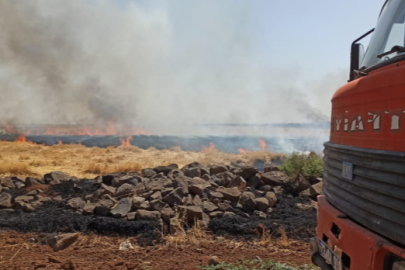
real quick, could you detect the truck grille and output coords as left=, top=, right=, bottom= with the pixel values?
left=323, top=142, right=405, bottom=245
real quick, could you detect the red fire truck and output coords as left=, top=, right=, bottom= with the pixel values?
left=311, top=0, right=405, bottom=269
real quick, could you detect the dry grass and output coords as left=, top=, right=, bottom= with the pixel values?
left=0, top=140, right=284, bottom=178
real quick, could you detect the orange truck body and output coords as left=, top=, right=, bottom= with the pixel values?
left=312, top=0, right=405, bottom=269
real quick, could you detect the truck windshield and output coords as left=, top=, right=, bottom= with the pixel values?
left=361, top=0, right=405, bottom=69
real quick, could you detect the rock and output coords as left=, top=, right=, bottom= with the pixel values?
left=308, top=176, right=322, bottom=185
left=133, top=183, right=146, bottom=195
left=161, top=187, right=174, bottom=197
left=12, top=178, right=25, bottom=189
left=14, top=195, right=34, bottom=203
left=183, top=194, right=194, bottom=206
left=211, top=172, right=234, bottom=187
left=183, top=167, right=201, bottom=178
left=178, top=205, right=203, bottom=222
left=131, top=196, right=146, bottom=210
left=255, top=197, right=270, bottom=212
left=260, top=171, right=288, bottom=186
left=127, top=212, right=136, bottom=220
left=150, top=199, right=166, bottom=211
left=193, top=195, right=203, bottom=206
left=25, top=177, right=42, bottom=186
left=288, top=174, right=312, bottom=194
left=168, top=169, right=184, bottom=180
left=44, top=171, right=69, bottom=184
left=200, top=167, right=210, bottom=176
left=264, top=192, right=278, bottom=207
left=112, top=175, right=139, bottom=187
left=135, top=210, right=161, bottom=221
left=253, top=210, right=267, bottom=219
left=227, top=176, right=247, bottom=189
left=223, top=211, right=236, bottom=217
left=154, top=164, right=178, bottom=175
left=259, top=185, right=273, bottom=192
left=94, top=199, right=114, bottom=216
left=146, top=177, right=172, bottom=191
left=218, top=202, right=235, bottom=212
left=161, top=207, right=174, bottom=223
left=150, top=191, right=162, bottom=201
left=264, top=164, right=279, bottom=172
left=302, top=182, right=323, bottom=200
left=115, top=183, right=135, bottom=197
left=209, top=211, right=224, bottom=218
left=208, top=256, right=220, bottom=266
left=47, top=233, right=80, bottom=252
left=169, top=217, right=182, bottom=234
left=246, top=175, right=264, bottom=189
left=110, top=198, right=131, bottom=218
left=172, top=176, right=189, bottom=194
left=1, top=177, right=15, bottom=189
left=14, top=201, right=34, bottom=212
left=163, top=187, right=185, bottom=206
left=210, top=165, right=228, bottom=175
left=208, top=191, right=224, bottom=201
left=202, top=174, right=211, bottom=181
left=99, top=183, right=116, bottom=196
left=139, top=201, right=151, bottom=210
left=198, top=212, right=210, bottom=229
left=67, top=197, right=85, bottom=210
left=239, top=192, right=256, bottom=212
left=234, top=166, right=258, bottom=180
left=217, top=187, right=241, bottom=202
left=203, top=201, right=218, bottom=212
left=142, top=168, right=157, bottom=178
left=189, top=178, right=211, bottom=197
left=83, top=203, right=96, bottom=215
left=26, top=190, right=38, bottom=196
left=102, top=172, right=126, bottom=186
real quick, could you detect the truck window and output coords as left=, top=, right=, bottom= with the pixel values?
left=361, top=0, right=405, bottom=69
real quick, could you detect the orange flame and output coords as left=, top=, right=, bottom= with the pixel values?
left=14, top=135, right=26, bottom=143
left=259, top=139, right=266, bottom=151
left=58, top=140, right=63, bottom=145
left=238, top=148, right=248, bottom=155
left=120, top=136, right=133, bottom=146
left=201, top=142, right=216, bottom=153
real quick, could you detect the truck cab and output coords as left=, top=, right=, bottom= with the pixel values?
left=312, top=0, right=405, bottom=269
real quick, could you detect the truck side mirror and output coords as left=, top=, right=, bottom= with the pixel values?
left=349, top=29, right=375, bottom=81
left=350, top=43, right=364, bottom=81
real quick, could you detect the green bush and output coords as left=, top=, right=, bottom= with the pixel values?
left=279, top=151, right=323, bottom=177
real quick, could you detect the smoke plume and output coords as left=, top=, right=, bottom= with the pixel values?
left=0, top=0, right=346, bottom=136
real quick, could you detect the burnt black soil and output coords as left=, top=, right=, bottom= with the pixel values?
left=0, top=201, right=161, bottom=245
left=49, top=179, right=101, bottom=199
left=209, top=194, right=317, bottom=241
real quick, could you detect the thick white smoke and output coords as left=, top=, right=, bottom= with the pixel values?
left=0, top=0, right=345, bottom=136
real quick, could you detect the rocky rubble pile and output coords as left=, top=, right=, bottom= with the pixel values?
left=0, top=162, right=322, bottom=234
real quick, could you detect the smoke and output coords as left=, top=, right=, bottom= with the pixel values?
left=0, top=0, right=346, bottom=135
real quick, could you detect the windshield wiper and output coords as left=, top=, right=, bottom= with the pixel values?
left=377, top=45, right=405, bottom=59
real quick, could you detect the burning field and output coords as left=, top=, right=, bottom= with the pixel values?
left=0, top=136, right=322, bottom=269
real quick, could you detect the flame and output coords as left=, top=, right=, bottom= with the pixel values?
left=120, top=136, right=132, bottom=146
left=238, top=148, right=247, bottom=155
left=259, top=139, right=266, bottom=151
left=15, top=135, right=26, bottom=143
left=201, top=142, right=216, bottom=153
left=58, top=140, right=63, bottom=145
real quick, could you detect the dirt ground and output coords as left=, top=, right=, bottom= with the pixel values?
left=0, top=231, right=311, bottom=270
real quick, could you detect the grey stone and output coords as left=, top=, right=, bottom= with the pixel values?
left=255, top=197, right=270, bottom=212
left=260, top=171, right=288, bottom=186
left=142, top=168, right=157, bottom=178
left=288, top=174, right=312, bottom=194
left=100, top=183, right=116, bottom=196
left=13, top=201, right=34, bottom=212
left=112, top=175, right=140, bottom=187
left=264, top=164, right=279, bottom=172
left=44, top=171, right=69, bottom=184
left=127, top=212, right=136, bottom=220
left=203, top=201, right=218, bottom=212
left=163, top=187, right=185, bottom=206
left=227, top=176, right=247, bottom=189
left=83, top=203, right=96, bottom=215
left=110, top=197, right=131, bottom=218
left=67, top=197, right=85, bottom=210
left=150, top=199, right=166, bottom=211
left=246, top=175, right=264, bottom=189
left=161, top=187, right=174, bottom=197
left=234, top=166, right=258, bottom=180
left=172, top=176, right=189, bottom=194
left=193, top=195, right=203, bottom=206
left=253, top=210, right=267, bottom=219
left=131, top=196, right=146, bottom=210
left=1, top=177, right=15, bottom=189
left=183, top=194, right=194, bottom=205
left=161, top=207, right=174, bottom=223
left=150, top=191, right=162, bottom=201
left=259, top=185, right=273, bottom=192
left=217, top=187, right=241, bottom=202
left=211, top=172, right=234, bottom=187
left=135, top=210, right=161, bottom=221
left=209, top=165, right=228, bottom=175
left=209, top=211, right=224, bottom=218
left=168, top=169, right=184, bottom=180
left=94, top=199, right=114, bottom=216
left=14, top=195, right=34, bottom=203
left=239, top=192, right=256, bottom=212
left=154, top=164, right=179, bottom=175
left=178, top=205, right=203, bottom=222
left=264, top=192, right=278, bottom=207
left=25, top=177, right=42, bottom=186
left=102, top=172, right=126, bottom=186
left=115, top=183, right=135, bottom=197
left=183, top=167, right=201, bottom=178
left=189, top=178, right=211, bottom=197
left=47, top=233, right=80, bottom=252
left=139, top=201, right=151, bottom=210
left=223, top=211, right=236, bottom=217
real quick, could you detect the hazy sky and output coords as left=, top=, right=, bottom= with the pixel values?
left=0, top=0, right=386, bottom=132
